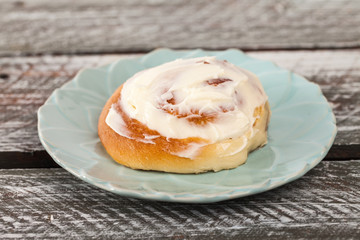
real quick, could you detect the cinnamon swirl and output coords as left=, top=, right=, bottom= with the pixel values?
left=98, top=57, right=270, bottom=173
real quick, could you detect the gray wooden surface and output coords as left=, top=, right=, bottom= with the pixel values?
left=1, top=50, right=358, bottom=153
left=1, top=0, right=360, bottom=55
left=1, top=0, right=359, bottom=238
left=0, top=161, right=359, bottom=239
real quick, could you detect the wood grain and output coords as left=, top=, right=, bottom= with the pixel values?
left=1, top=50, right=359, bottom=159
left=0, top=161, right=359, bottom=239
left=0, top=54, right=130, bottom=152
left=1, top=0, right=360, bottom=55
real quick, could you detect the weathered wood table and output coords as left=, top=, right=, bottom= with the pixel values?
left=1, top=0, right=359, bottom=239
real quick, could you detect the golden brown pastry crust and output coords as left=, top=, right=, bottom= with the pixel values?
left=98, top=85, right=270, bottom=174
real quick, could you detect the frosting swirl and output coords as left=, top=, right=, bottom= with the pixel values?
left=106, top=57, right=267, bottom=147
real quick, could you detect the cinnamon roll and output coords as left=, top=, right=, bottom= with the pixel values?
left=98, top=57, right=270, bottom=173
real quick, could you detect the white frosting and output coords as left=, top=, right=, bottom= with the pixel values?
left=106, top=57, right=267, bottom=158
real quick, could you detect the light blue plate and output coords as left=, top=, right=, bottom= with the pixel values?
left=38, top=49, right=337, bottom=203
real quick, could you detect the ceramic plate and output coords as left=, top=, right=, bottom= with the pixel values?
left=38, top=49, right=337, bottom=203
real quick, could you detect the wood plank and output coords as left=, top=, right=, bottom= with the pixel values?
left=1, top=50, right=359, bottom=161
left=1, top=0, right=360, bottom=55
left=0, top=161, right=359, bottom=239
left=0, top=54, right=130, bottom=152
